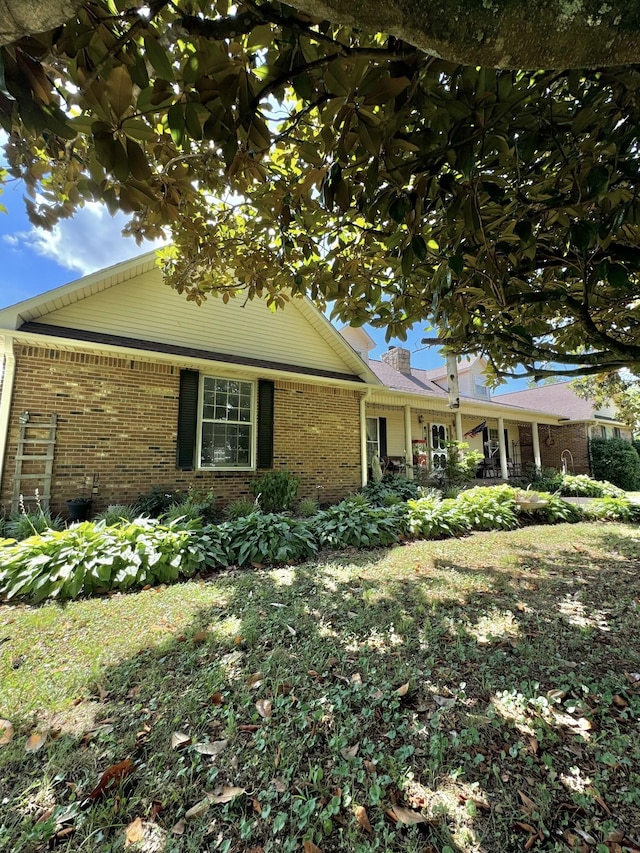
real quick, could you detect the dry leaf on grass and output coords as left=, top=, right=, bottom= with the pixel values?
left=354, top=805, right=373, bottom=834
left=192, top=630, right=210, bottom=644
left=193, top=740, right=228, bottom=757
left=124, top=817, right=144, bottom=847
left=303, top=841, right=324, bottom=853
left=185, top=799, right=210, bottom=821
left=395, top=682, right=410, bottom=697
left=25, top=732, right=47, bottom=753
left=0, top=719, right=14, bottom=746
left=247, top=672, right=264, bottom=689
left=88, top=759, right=135, bottom=800
left=171, top=732, right=191, bottom=750
left=210, top=692, right=224, bottom=706
left=171, top=820, right=186, bottom=835
left=208, top=786, right=245, bottom=804
left=256, top=699, right=272, bottom=719
left=340, top=742, right=359, bottom=760
left=387, top=805, right=430, bottom=825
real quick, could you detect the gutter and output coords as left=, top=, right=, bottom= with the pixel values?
left=0, top=337, right=16, bottom=497
left=360, top=387, right=372, bottom=487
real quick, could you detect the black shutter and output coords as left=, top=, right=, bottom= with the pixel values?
left=482, top=426, right=489, bottom=458
left=257, top=379, right=274, bottom=469
left=379, top=417, right=388, bottom=458
left=177, top=369, right=199, bottom=470
left=504, top=428, right=510, bottom=460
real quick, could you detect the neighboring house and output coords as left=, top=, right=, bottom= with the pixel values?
left=0, top=254, right=630, bottom=514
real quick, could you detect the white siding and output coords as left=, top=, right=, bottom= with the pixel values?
left=35, top=269, right=357, bottom=375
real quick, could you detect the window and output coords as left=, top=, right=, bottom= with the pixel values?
left=366, top=417, right=379, bottom=464
left=600, top=425, right=608, bottom=439
left=199, top=377, right=254, bottom=468
left=614, top=427, right=622, bottom=439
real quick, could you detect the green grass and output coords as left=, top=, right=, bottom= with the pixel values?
left=1, top=522, right=639, bottom=852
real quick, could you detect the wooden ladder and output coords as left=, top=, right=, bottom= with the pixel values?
left=11, top=414, right=58, bottom=513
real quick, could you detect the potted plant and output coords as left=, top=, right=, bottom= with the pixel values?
left=66, top=478, right=93, bottom=521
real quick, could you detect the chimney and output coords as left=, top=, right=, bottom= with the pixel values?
left=381, top=345, right=411, bottom=375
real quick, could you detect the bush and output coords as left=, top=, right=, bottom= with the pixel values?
left=359, top=475, right=422, bottom=506
left=0, top=518, right=212, bottom=602
left=6, top=508, right=65, bottom=541
left=455, top=485, right=520, bottom=531
left=310, top=498, right=402, bottom=549
left=94, top=504, right=139, bottom=525
left=581, top=496, right=636, bottom=522
left=135, top=485, right=184, bottom=517
left=251, top=470, right=300, bottom=512
left=516, top=491, right=584, bottom=524
left=406, top=494, right=470, bottom=539
left=163, top=487, right=217, bottom=524
left=213, top=513, right=317, bottom=566
left=554, top=473, right=623, bottom=498
left=443, top=441, right=485, bottom=486
left=298, top=498, right=319, bottom=517
left=224, top=497, right=257, bottom=520
left=589, top=437, right=640, bottom=491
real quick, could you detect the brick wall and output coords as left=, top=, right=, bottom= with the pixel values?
left=0, top=346, right=362, bottom=515
left=518, top=422, right=591, bottom=473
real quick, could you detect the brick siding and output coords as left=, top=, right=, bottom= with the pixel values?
left=0, top=346, right=362, bottom=515
left=518, top=422, right=591, bottom=474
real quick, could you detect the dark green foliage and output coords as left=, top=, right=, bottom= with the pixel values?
left=582, top=496, right=636, bottom=522
left=310, top=498, right=402, bottom=549
left=163, top=487, right=217, bottom=523
left=528, top=469, right=625, bottom=497
left=359, top=475, right=422, bottom=506
left=6, top=509, right=65, bottom=541
left=212, top=513, right=317, bottom=566
left=251, top=470, right=300, bottom=513
left=0, top=518, right=211, bottom=602
left=589, top=437, right=640, bottom=491
left=134, top=485, right=184, bottom=517
left=519, top=492, right=584, bottom=524
left=224, top=497, right=258, bottom=520
left=455, top=485, right=520, bottom=531
left=406, top=495, right=471, bottom=539
left=297, top=498, right=320, bottom=517
left=93, top=504, right=139, bottom=525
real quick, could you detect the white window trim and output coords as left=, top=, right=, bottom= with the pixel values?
left=366, top=416, right=380, bottom=464
left=197, top=375, right=256, bottom=471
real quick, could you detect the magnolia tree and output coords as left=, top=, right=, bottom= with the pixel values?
left=2, top=1, right=640, bottom=379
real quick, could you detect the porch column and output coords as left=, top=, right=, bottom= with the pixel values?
left=360, top=393, right=368, bottom=487
left=455, top=411, right=463, bottom=443
left=497, top=416, right=509, bottom=479
left=403, top=405, right=414, bottom=479
left=532, top=422, right=542, bottom=471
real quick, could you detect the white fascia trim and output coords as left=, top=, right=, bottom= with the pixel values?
left=0, top=337, right=16, bottom=495
left=5, top=330, right=377, bottom=392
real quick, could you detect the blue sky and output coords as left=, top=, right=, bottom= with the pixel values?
left=0, top=158, right=526, bottom=391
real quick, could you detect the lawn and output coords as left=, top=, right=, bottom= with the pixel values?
left=1, top=522, right=639, bottom=852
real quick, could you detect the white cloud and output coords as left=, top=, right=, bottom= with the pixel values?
left=10, top=203, right=165, bottom=275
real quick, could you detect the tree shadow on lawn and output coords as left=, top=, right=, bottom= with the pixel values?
left=1, top=528, right=640, bottom=852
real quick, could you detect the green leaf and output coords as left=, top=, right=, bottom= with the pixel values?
left=105, top=66, right=133, bottom=120
left=607, top=263, right=629, bottom=288
left=144, top=34, right=175, bottom=82
left=411, top=234, right=427, bottom=262
left=448, top=255, right=464, bottom=275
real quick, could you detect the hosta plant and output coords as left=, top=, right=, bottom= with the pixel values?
left=213, top=513, right=317, bottom=566
left=310, top=498, right=402, bottom=549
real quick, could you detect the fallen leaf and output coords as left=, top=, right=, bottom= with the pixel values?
left=194, top=739, right=228, bottom=757
left=272, top=777, right=287, bottom=792
left=0, top=719, right=14, bottom=746
left=150, top=801, right=162, bottom=821
left=208, top=786, right=245, bottom=804
left=515, top=821, right=537, bottom=833
left=256, top=699, right=272, bottom=719
left=55, top=827, right=74, bottom=840
left=185, top=798, right=210, bottom=821
left=432, top=695, right=455, bottom=708
left=340, top=742, right=359, bottom=760
left=171, top=820, right=185, bottom=835
left=354, top=805, right=373, bottom=834
left=576, top=717, right=593, bottom=731
left=395, top=682, right=410, bottom=697
left=612, top=694, right=628, bottom=709
left=238, top=724, right=261, bottom=732
left=171, top=731, right=191, bottom=750
left=518, top=792, right=538, bottom=816
left=125, top=817, right=144, bottom=847
left=25, top=732, right=47, bottom=753
left=364, top=760, right=377, bottom=774
left=252, top=797, right=262, bottom=814
left=387, top=805, right=429, bottom=825
left=528, top=736, right=539, bottom=754
left=210, top=692, right=224, bottom=706
left=247, top=672, right=264, bottom=689
left=351, top=673, right=363, bottom=685
left=274, top=742, right=282, bottom=768
left=193, top=630, right=210, bottom=644
left=303, top=842, right=323, bottom=853
left=88, top=759, right=135, bottom=800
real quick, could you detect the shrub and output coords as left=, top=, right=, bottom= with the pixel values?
left=516, top=491, right=584, bottom=524
left=455, top=485, right=520, bottom=531
left=163, top=487, right=217, bottom=524
left=94, top=504, right=139, bottom=525
left=555, top=474, right=623, bottom=498
left=589, top=437, right=640, bottom=491
left=251, top=470, right=300, bottom=512
left=224, top=497, right=257, bottom=520
left=310, top=498, right=401, bottom=549
left=360, top=475, right=422, bottom=506
left=406, top=494, right=470, bottom=539
left=214, top=513, right=317, bottom=566
left=135, top=485, right=184, bottom=517
left=582, top=496, right=636, bottom=522
left=298, top=498, right=319, bottom=517
left=6, top=508, right=65, bottom=541
left=443, top=441, right=485, bottom=486
left=0, top=518, right=211, bottom=602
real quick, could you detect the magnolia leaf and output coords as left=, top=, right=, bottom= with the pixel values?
left=25, top=732, right=47, bottom=753
left=105, top=66, right=133, bottom=120
left=247, top=671, right=264, bottom=688
left=0, top=719, right=14, bottom=746
left=171, top=732, right=191, bottom=750
left=256, top=699, right=272, bottom=719
left=88, top=759, right=135, bottom=800
left=207, top=786, right=245, bottom=804
left=354, top=805, right=373, bottom=834
left=388, top=805, right=429, bottom=825
left=340, top=742, right=359, bottom=760
left=193, top=739, right=228, bottom=757
left=185, top=798, right=210, bottom=821
left=171, top=819, right=186, bottom=835
left=395, top=682, right=410, bottom=697
left=124, top=817, right=144, bottom=847
left=303, top=842, right=324, bottom=853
